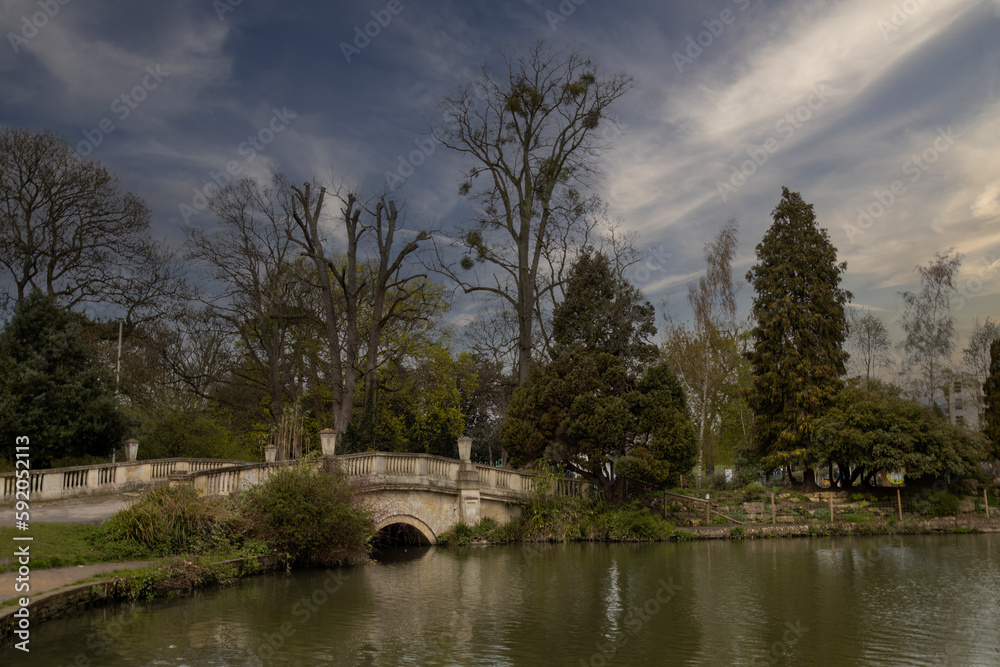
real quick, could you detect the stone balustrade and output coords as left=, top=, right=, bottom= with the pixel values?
left=0, top=458, right=246, bottom=502
left=0, top=452, right=590, bottom=502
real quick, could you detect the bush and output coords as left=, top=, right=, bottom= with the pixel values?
left=594, top=503, right=672, bottom=541
left=924, top=491, right=961, bottom=518
left=813, top=506, right=832, bottom=521
left=238, top=460, right=373, bottom=565
left=103, top=486, right=234, bottom=556
left=742, top=481, right=767, bottom=502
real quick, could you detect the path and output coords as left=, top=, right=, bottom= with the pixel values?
left=0, top=560, right=154, bottom=605
left=0, top=493, right=135, bottom=528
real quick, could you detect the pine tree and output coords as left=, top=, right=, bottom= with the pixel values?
left=745, top=188, right=851, bottom=486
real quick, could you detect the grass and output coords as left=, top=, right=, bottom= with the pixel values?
left=0, top=523, right=121, bottom=572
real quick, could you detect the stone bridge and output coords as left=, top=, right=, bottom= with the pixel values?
left=1, top=441, right=591, bottom=545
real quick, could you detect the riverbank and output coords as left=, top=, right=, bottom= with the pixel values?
left=0, top=552, right=285, bottom=646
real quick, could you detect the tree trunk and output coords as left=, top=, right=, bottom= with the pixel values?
left=800, top=467, right=821, bottom=492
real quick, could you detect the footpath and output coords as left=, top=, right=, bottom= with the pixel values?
left=0, top=561, right=154, bottom=605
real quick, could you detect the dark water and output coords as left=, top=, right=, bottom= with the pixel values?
left=5, top=534, right=1000, bottom=666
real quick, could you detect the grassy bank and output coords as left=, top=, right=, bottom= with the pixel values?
left=436, top=480, right=1000, bottom=546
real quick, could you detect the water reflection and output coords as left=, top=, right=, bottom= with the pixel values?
left=4, top=535, right=999, bottom=666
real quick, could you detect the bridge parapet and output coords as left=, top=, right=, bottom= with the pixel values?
left=0, top=457, right=247, bottom=503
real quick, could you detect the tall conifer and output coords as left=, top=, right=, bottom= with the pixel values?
left=745, top=188, right=851, bottom=485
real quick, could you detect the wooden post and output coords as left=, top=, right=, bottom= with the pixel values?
left=663, top=490, right=667, bottom=519
left=828, top=497, right=834, bottom=522
left=771, top=492, right=776, bottom=524
left=985, top=488, right=991, bottom=519
left=897, top=488, right=903, bottom=522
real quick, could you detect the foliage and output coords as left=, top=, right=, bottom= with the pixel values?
left=349, top=343, right=477, bottom=456
left=237, top=460, right=373, bottom=565
left=502, top=250, right=695, bottom=492
left=742, top=481, right=766, bottom=502
left=898, top=250, right=962, bottom=405
left=103, top=486, right=235, bottom=556
left=0, top=293, right=134, bottom=466
left=593, top=503, right=672, bottom=541
left=140, top=409, right=247, bottom=460
left=984, top=338, right=1000, bottom=461
left=103, top=555, right=252, bottom=602
left=745, top=188, right=851, bottom=481
left=815, top=379, right=989, bottom=487
left=922, top=491, right=961, bottom=517
left=551, top=249, right=657, bottom=364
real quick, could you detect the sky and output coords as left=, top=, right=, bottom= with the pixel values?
left=2, top=0, right=998, bottom=368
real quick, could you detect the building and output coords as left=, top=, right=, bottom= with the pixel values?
left=942, top=372, right=985, bottom=431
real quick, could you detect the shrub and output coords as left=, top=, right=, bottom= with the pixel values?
left=103, top=486, right=234, bottom=556
left=594, top=503, right=671, bottom=541
left=813, top=507, right=832, bottom=521
left=238, top=460, right=373, bottom=565
left=742, top=481, right=766, bottom=502
left=730, top=525, right=746, bottom=540
left=924, top=491, right=961, bottom=518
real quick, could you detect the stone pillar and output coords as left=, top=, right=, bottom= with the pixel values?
left=456, top=437, right=480, bottom=524
left=125, top=439, right=139, bottom=461
left=319, top=429, right=337, bottom=457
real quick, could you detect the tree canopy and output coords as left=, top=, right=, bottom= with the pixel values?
left=0, top=292, right=132, bottom=466
left=501, top=249, right=695, bottom=493
left=816, top=380, right=989, bottom=487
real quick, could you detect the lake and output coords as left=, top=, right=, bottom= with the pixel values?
left=6, top=534, right=999, bottom=666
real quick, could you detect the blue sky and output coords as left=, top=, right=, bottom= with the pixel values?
left=2, top=0, right=998, bottom=367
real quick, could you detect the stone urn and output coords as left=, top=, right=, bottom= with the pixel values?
left=458, top=436, right=472, bottom=461
left=264, top=445, right=277, bottom=463
left=124, top=438, right=139, bottom=461
left=320, top=429, right=338, bottom=457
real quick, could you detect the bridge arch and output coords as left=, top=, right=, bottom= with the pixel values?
left=374, top=514, right=437, bottom=546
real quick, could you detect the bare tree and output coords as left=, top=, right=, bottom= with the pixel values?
left=435, top=43, right=634, bottom=385
left=359, top=198, right=432, bottom=424
left=847, top=309, right=893, bottom=386
left=0, top=127, right=183, bottom=324
left=898, top=249, right=962, bottom=405
left=663, top=219, right=741, bottom=488
left=283, top=182, right=433, bottom=439
left=186, top=178, right=309, bottom=452
left=963, top=316, right=1000, bottom=387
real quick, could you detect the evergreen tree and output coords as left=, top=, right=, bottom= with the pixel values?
left=0, top=292, right=132, bottom=466
left=501, top=250, right=695, bottom=496
left=985, top=339, right=1000, bottom=463
left=745, top=188, right=851, bottom=486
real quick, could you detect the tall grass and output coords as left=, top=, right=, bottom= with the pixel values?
left=103, top=486, right=235, bottom=556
